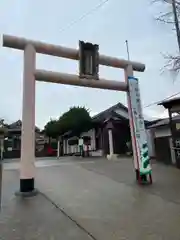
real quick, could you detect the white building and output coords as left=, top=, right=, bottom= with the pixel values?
left=61, top=102, right=156, bottom=159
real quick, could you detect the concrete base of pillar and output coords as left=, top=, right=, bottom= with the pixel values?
left=15, top=189, right=38, bottom=197
left=135, top=169, right=148, bottom=183
left=15, top=178, right=38, bottom=197
left=107, top=154, right=119, bottom=160
left=135, top=169, right=139, bottom=181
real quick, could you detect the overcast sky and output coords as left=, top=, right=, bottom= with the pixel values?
left=1, top=0, right=180, bottom=128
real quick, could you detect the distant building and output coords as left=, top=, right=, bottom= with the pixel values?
left=61, top=102, right=156, bottom=158
left=149, top=97, right=180, bottom=168
left=3, top=120, right=47, bottom=158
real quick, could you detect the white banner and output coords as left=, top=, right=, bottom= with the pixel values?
left=128, top=76, right=151, bottom=175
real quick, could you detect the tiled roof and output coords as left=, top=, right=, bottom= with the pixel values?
left=148, top=115, right=180, bottom=128
left=8, top=120, right=22, bottom=129
left=92, top=102, right=128, bottom=122
left=158, top=96, right=180, bottom=106
left=8, top=120, right=40, bottom=132
left=92, top=102, right=153, bottom=126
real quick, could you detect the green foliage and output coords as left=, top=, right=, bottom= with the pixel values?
left=50, top=141, right=58, bottom=150
left=59, top=106, right=92, bottom=136
left=44, top=119, right=59, bottom=138
left=44, top=106, right=92, bottom=138
left=0, top=119, right=8, bottom=136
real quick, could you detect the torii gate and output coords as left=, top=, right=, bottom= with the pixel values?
left=2, top=35, right=152, bottom=196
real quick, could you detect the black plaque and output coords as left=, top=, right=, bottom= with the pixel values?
left=79, top=41, right=99, bottom=79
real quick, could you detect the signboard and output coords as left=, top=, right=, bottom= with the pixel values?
left=79, top=41, right=99, bottom=80
left=128, top=76, right=152, bottom=175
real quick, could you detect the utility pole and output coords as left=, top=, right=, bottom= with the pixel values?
left=0, top=138, right=3, bottom=210
left=172, top=0, right=180, bottom=51
left=0, top=119, right=5, bottom=210
left=125, top=40, right=130, bottom=61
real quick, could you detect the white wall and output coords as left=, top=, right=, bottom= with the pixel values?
left=63, top=129, right=96, bottom=155
left=80, top=129, right=96, bottom=151
left=169, top=137, right=176, bottom=165
left=81, top=129, right=104, bottom=156
left=146, top=129, right=155, bottom=157
left=154, top=127, right=171, bottom=138
left=70, top=144, right=78, bottom=154
left=63, top=139, right=66, bottom=154
left=147, top=127, right=171, bottom=158
left=63, top=139, right=78, bottom=155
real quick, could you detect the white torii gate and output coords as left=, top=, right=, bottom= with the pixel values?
left=2, top=34, right=149, bottom=196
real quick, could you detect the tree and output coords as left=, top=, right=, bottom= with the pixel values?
left=153, top=0, right=180, bottom=72
left=0, top=119, right=8, bottom=136
left=44, top=119, right=59, bottom=139
left=43, top=106, right=92, bottom=139
left=58, top=106, right=92, bottom=137
left=153, top=0, right=180, bottom=24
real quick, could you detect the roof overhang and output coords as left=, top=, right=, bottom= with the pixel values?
left=158, top=97, right=180, bottom=112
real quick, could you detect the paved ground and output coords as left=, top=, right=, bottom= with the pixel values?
left=1, top=157, right=180, bottom=239
left=0, top=169, right=93, bottom=240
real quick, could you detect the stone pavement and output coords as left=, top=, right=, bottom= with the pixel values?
left=79, top=157, right=180, bottom=204
left=0, top=170, right=93, bottom=240
left=1, top=157, right=180, bottom=239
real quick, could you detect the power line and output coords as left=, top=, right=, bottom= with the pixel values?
left=59, top=0, right=109, bottom=33
left=57, top=0, right=180, bottom=111
left=144, top=91, right=180, bottom=108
